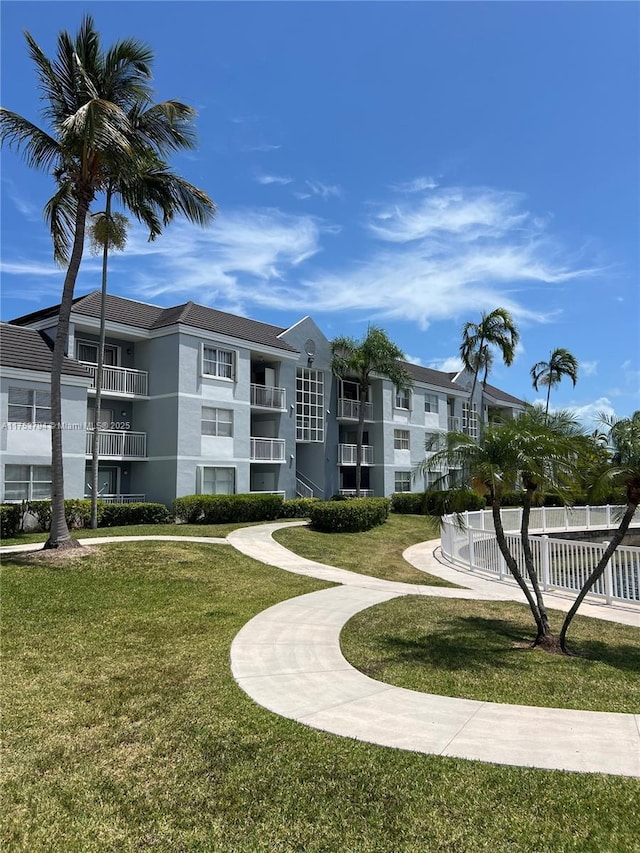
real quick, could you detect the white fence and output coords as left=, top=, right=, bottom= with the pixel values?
left=338, top=444, right=374, bottom=465
left=440, top=506, right=640, bottom=606
left=81, top=363, right=148, bottom=397
left=86, top=430, right=147, bottom=458
left=250, top=437, right=286, bottom=462
left=250, top=383, right=286, bottom=410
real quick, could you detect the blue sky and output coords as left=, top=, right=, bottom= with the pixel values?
left=2, top=1, right=638, bottom=423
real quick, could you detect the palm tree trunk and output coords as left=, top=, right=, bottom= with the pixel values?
left=521, top=489, right=552, bottom=640
left=45, top=194, right=90, bottom=549
left=490, top=497, right=545, bottom=639
left=545, top=383, right=552, bottom=418
left=355, top=383, right=367, bottom=497
left=90, top=191, right=112, bottom=528
left=559, top=500, right=638, bottom=653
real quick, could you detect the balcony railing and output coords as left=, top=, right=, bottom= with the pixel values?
left=86, top=430, right=147, bottom=458
left=250, top=437, right=286, bottom=462
left=81, top=362, right=149, bottom=397
left=448, top=416, right=460, bottom=431
left=250, top=383, right=286, bottom=410
left=84, top=493, right=147, bottom=504
left=338, top=444, right=374, bottom=465
left=337, top=398, right=373, bottom=421
left=339, top=489, right=375, bottom=498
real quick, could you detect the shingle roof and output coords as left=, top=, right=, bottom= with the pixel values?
left=11, top=291, right=299, bottom=353
left=482, top=382, right=526, bottom=406
left=0, top=324, right=91, bottom=378
left=400, top=360, right=467, bottom=392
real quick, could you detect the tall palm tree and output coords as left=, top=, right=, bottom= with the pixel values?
left=459, top=308, right=519, bottom=433
left=1, top=17, right=215, bottom=547
left=530, top=347, right=579, bottom=417
left=559, top=411, right=640, bottom=652
left=331, top=327, right=413, bottom=497
left=417, top=406, right=591, bottom=649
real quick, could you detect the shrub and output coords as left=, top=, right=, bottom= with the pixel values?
left=0, top=504, right=22, bottom=538
left=173, top=493, right=284, bottom=524
left=424, top=489, right=486, bottom=516
left=279, top=498, right=320, bottom=519
left=100, top=502, right=171, bottom=527
left=390, top=492, right=426, bottom=514
left=309, top=497, right=390, bottom=533
left=25, top=499, right=97, bottom=530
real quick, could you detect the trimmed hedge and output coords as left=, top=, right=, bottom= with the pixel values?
left=279, top=498, right=320, bottom=519
left=309, top=497, right=391, bottom=533
left=390, top=492, right=426, bottom=514
left=0, top=504, right=22, bottom=538
left=173, top=493, right=284, bottom=524
left=100, top=502, right=171, bottom=527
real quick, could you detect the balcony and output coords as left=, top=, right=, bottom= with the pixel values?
left=250, top=383, right=286, bottom=410
left=86, top=430, right=147, bottom=459
left=81, top=362, right=149, bottom=397
left=338, top=444, right=374, bottom=465
left=250, top=437, right=286, bottom=462
left=448, top=416, right=460, bottom=431
left=84, top=493, right=146, bottom=503
left=337, top=398, right=373, bottom=421
left=339, top=489, right=375, bottom=498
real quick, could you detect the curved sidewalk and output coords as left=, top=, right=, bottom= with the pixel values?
left=228, top=523, right=640, bottom=777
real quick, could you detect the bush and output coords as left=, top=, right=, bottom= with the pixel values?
left=279, top=498, right=320, bottom=519
left=309, top=497, right=390, bottom=533
left=26, top=499, right=96, bottom=530
left=173, top=493, right=284, bottom=524
left=424, top=489, right=486, bottom=516
left=100, top=502, right=171, bottom=527
left=390, top=492, right=426, bottom=514
left=0, top=504, right=22, bottom=538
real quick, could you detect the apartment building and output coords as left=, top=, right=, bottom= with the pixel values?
left=1, top=292, right=524, bottom=505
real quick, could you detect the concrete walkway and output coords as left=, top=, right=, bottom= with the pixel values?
left=228, top=522, right=640, bottom=777
left=3, top=526, right=639, bottom=776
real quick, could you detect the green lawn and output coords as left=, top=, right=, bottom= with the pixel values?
left=273, top=513, right=456, bottom=586
left=3, top=541, right=639, bottom=852
left=0, top=521, right=262, bottom=546
left=341, top=597, right=640, bottom=714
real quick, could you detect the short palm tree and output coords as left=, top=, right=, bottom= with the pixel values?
left=417, top=406, right=590, bottom=649
left=1, top=17, right=215, bottom=547
left=331, top=327, right=413, bottom=497
left=459, top=308, right=519, bottom=431
left=530, top=347, right=579, bottom=417
left=559, top=411, right=640, bottom=652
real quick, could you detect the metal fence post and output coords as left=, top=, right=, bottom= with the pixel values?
left=541, top=535, right=550, bottom=591
left=468, top=527, right=475, bottom=572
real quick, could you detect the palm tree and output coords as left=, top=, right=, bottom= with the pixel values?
left=1, top=17, right=215, bottom=547
left=417, top=406, right=590, bottom=649
left=559, top=411, right=640, bottom=652
left=331, top=327, right=413, bottom=497
left=530, top=347, right=579, bottom=417
left=459, top=308, right=519, bottom=432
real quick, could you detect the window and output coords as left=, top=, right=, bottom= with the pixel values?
left=462, top=402, right=479, bottom=439
left=394, top=471, right=411, bottom=493
left=76, top=341, right=117, bottom=365
left=4, top=465, right=52, bottom=500
left=424, top=471, right=441, bottom=490
left=202, top=346, right=234, bottom=379
left=395, top=388, right=411, bottom=410
left=424, top=432, right=443, bottom=453
left=296, top=368, right=325, bottom=442
left=8, top=388, right=51, bottom=424
left=424, top=393, right=439, bottom=413
left=201, top=467, right=235, bottom=495
left=394, top=429, right=410, bottom=450
left=201, top=407, right=233, bottom=437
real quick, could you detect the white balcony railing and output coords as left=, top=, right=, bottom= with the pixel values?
left=250, top=383, right=286, bottom=410
left=81, top=362, right=149, bottom=397
left=250, top=437, right=286, bottom=462
left=84, top=493, right=147, bottom=504
left=448, top=416, right=460, bottom=431
left=337, top=398, right=373, bottom=421
left=339, top=489, right=375, bottom=498
left=86, top=430, right=147, bottom=458
left=338, top=444, right=374, bottom=465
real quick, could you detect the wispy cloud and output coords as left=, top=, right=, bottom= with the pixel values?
left=404, top=353, right=423, bottom=366
left=428, top=356, right=464, bottom=373
left=255, top=173, right=293, bottom=186
left=566, top=397, right=616, bottom=426
left=242, top=143, right=282, bottom=152
left=391, top=176, right=439, bottom=193
left=304, top=180, right=342, bottom=200
left=581, top=360, right=598, bottom=377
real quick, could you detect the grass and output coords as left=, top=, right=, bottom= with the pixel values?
left=273, top=513, right=457, bottom=586
left=341, top=597, right=640, bottom=714
left=3, top=540, right=640, bottom=852
left=0, top=521, right=264, bottom=546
